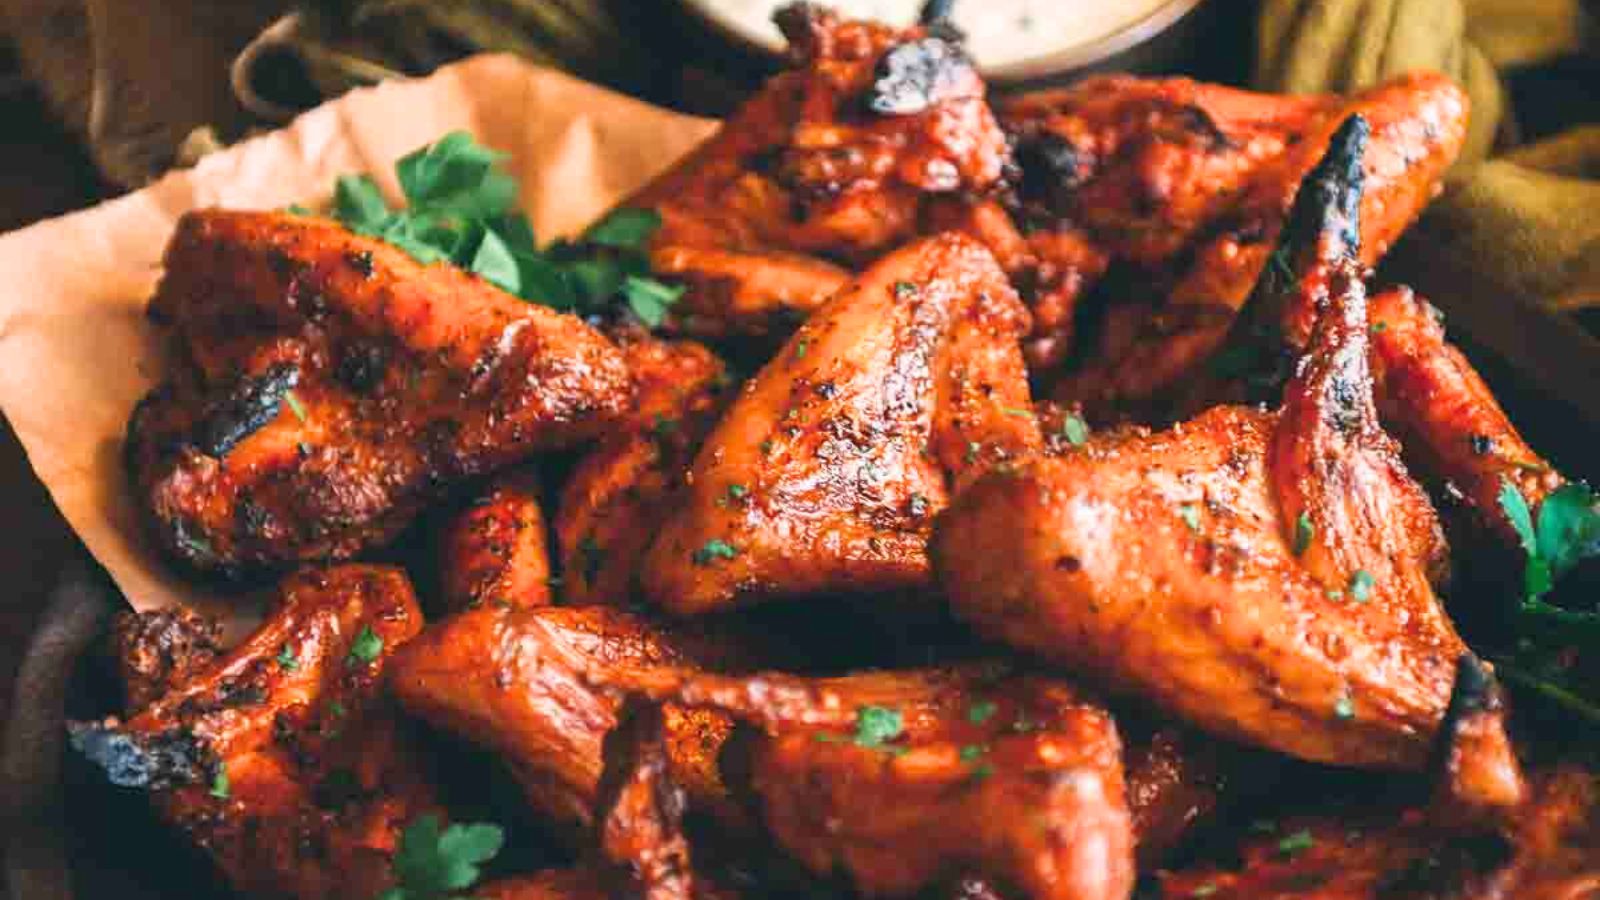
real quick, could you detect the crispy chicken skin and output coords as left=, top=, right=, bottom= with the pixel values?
left=1159, top=767, right=1600, bottom=900
left=641, top=233, right=1040, bottom=615
left=933, top=118, right=1521, bottom=779
left=593, top=663, right=1136, bottom=900
left=388, top=605, right=762, bottom=833
left=110, top=605, right=226, bottom=711
left=633, top=4, right=1007, bottom=335
left=441, top=471, right=553, bottom=612
left=128, top=209, right=632, bottom=576
left=73, top=565, right=437, bottom=900
left=556, top=337, right=731, bottom=605
left=1001, top=73, right=1466, bottom=409
left=1365, top=287, right=1565, bottom=545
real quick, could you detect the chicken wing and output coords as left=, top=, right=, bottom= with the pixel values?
left=388, top=604, right=770, bottom=834
left=634, top=3, right=1008, bottom=336
left=641, top=233, right=1040, bottom=615
left=999, top=72, right=1466, bottom=411
left=933, top=117, right=1520, bottom=783
left=555, top=336, right=732, bottom=606
left=110, top=604, right=226, bottom=711
left=128, top=209, right=632, bottom=576
left=1158, top=766, right=1600, bottom=900
left=440, top=471, right=554, bottom=612
left=590, top=663, right=1136, bottom=900
left=72, top=565, right=438, bottom=899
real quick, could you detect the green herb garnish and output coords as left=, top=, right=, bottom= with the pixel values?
left=380, top=814, right=504, bottom=900
left=1500, top=480, right=1600, bottom=605
left=691, top=539, right=739, bottom=565
left=209, top=765, right=230, bottom=800
left=967, top=699, right=997, bottom=724
left=1292, top=512, right=1314, bottom=556
left=348, top=625, right=384, bottom=665
left=1347, top=570, right=1375, bottom=603
left=275, top=644, right=299, bottom=672
left=1060, top=414, right=1090, bottom=447
left=1277, top=829, right=1315, bottom=857
left=1334, top=694, right=1355, bottom=720
left=852, top=705, right=904, bottom=749
left=1179, top=504, right=1202, bottom=534
left=324, top=131, right=681, bottom=328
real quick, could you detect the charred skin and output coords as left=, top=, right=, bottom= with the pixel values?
left=1005, top=72, right=1467, bottom=411
left=388, top=605, right=766, bottom=834
left=640, top=234, right=1040, bottom=615
left=589, top=663, right=1136, bottom=900
left=556, top=338, right=733, bottom=606
left=634, top=4, right=1008, bottom=336
left=128, top=209, right=632, bottom=576
left=441, top=471, right=554, bottom=613
left=111, top=606, right=226, bottom=712
left=74, top=565, right=437, bottom=900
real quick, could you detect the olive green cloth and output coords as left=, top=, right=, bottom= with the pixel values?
left=1255, top=0, right=1598, bottom=311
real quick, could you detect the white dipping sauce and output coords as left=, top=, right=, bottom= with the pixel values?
left=697, top=0, right=1181, bottom=75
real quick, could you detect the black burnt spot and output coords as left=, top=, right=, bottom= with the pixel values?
left=344, top=250, right=375, bottom=277
left=193, top=363, right=300, bottom=457
left=336, top=342, right=388, bottom=394
left=69, top=723, right=211, bottom=791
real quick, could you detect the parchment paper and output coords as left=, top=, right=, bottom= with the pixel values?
left=0, top=54, right=716, bottom=625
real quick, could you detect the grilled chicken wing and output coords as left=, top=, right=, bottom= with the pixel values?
left=128, top=209, right=632, bottom=576
left=1159, top=767, right=1600, bottom=900
left=591, top=663, right=1136, bottom=900
left=73, top=565, right=437, bottom=899
left=934, top=118, right=1520, bottom=785
left=555, top=336, right=732, bottom=606
left=441, top=471, right=554, bottom=612
left=634, top=4, right=1007, bottom=336
left=641, top=233, right=1040, bottom=615
left=998, top=73, right=1465, bottom=411
left=388, top=604, right=769, bottom=834
left=110, top=604, right=226, bottom=711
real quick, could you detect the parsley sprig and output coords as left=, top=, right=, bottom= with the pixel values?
left=380, top=815, right=504, bottom=900
left=322, top=131, right=682, bottom=327
left=1494, top=479, right=1600, bottom=725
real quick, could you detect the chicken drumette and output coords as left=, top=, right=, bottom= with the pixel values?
left=634, top=3, right=1008, bottom=336
left=73, top=565, right=438, bottom=899
left=128, top=210, right=632, bottom=577
left=933, top=119, right=1522, bottom=794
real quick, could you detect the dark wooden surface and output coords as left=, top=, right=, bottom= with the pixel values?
left=0, top=79, right=107, bottom=732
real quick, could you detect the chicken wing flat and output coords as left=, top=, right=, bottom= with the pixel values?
left=72, top=565, right=438, bottom=899
left=556, top=336, right=731, bottom=606
left=934, top=118, right=1520, bottom=782
left=634, top=3, right=1008, bottom=336
left=1159, top=766, right=1600, bottom=899
left=641, top=233, right=1040, bottom=615
left=591, top=663, right=1136, bottom=900
left=128, top=209, right=632, bottom=576
left=388, top=604, right=771, bottom=834
left=999, top=72, right=1466, bottom=411
left=440, top=470, right=554, bottom=612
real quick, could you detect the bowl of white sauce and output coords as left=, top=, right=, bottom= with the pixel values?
left=683, top=0, right=1212, bottom=84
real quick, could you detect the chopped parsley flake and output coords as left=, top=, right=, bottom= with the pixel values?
left=1060, top=414, right=1089, bottom=447
left=959, top=744, right=986, bottom=763
left=348, top=625, right=383, bottom=665
left=210, top=766, right=230, bottom=799
left=726, top=483, right=748, bottom=501
left=691, top=539, right=739, bottom=565
left=1347, top=569, right=1375, bottom=603
left=970, top=762, right=996, bottom=780
left=1192, top=885, right=1220, bottom=898
left=275, top=644, right=299, bottom=672
left=852, top=705, right=904, bottom=749
left=1277, top=829, right=1315, bottom=857
left=1334, top=694, right=1355, bottom=720
left=283, top=390, right=308, bottom=423
left=967, top=699, right=998, bottom=724
left=1292, top=512, right=1314, bottom=556
left=1002, top=406, right=1032, bottom=419
left=1370, top=321, right=1388, bottom=333
left=1179, top=503, right=1202, bottom=533
left=795, top=338, right=809, bottom=359
left=893, top=281, right=917, bottom=299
